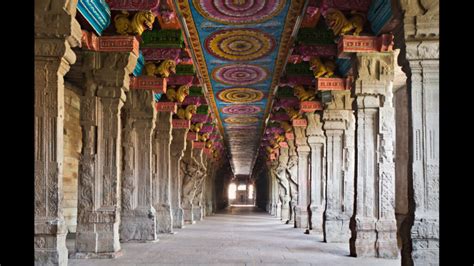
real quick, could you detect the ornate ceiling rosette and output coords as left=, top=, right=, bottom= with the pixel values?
left=217, top=88, right=264, bottom=103
left=224, top=116, right=259, bottom=125
left=193, top=0, right=286, bottom=25
left=221, top=104, right=262, bottom=115
left=212, top=64, right=269, bottom=86
left=205, top=29, right=275, bottom=61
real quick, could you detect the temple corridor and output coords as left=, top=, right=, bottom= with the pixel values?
left=35, top=0, right=439, bottom=265
left=69, top=206, right=400, bottom=265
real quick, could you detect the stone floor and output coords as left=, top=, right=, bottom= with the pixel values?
left=68, top=206, right=401, bottom=265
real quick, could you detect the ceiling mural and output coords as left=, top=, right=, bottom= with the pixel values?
left=176, top=0, right=305, bottom=175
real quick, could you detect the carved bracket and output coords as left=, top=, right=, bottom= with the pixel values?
left=292, top=119, right=308, bottom=127
left=300, top=101, right=323, bottom=112
left=338, top=34, right=394, bottom=58
left=316, top=77, right=352, bottom=91
left=172, top=119, right=190, bottom=128
left=130, top=76, right=167, bottom=93
left=155, top=102, right=177, bottom=113
left=81, top=31, right=140, bottom=55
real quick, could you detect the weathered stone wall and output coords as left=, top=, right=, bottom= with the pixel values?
left=63, top=83, right=82, bottom=233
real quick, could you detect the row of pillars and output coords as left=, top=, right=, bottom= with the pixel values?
left=34, top=4, right=218, bottom=265
left=264, top=49, right=439, bottom=264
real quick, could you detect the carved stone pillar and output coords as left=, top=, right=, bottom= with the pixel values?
left=286, top=138, right=298, bottom=223
left=276, top=146, right=291, bottom=223
left=398, top=1, right=439, bottom=264
left=349, top=53, right=398, bottom=258
left=192, top=148, right=206, bottom=221
left=75, top=51, right=137, bottom=258
left=265, top=162, right=273, bottom=213
left=152, top=112, right=173, bottom=233
left=35, top=1, right=81, bottom=264
left=322, top=91, right=355, bottom=243
left=170, top=128, right=188, bottom=228
left=181, top=140, right=197, bottom=224
left=120, top=90, right=157, bottom=242
left=294, top=125, right=310, bottom=229
left=269, top=160, right=279, bottom=216
left=305, top=112, right=326, bottom=234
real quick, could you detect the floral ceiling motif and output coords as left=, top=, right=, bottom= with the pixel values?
left=193, top=0, right=286, bottom=24
left=205, top=29, right=275, bottom=61
left=221, top=105, right=262, bottom=115
left=212, top=64, right=268, bottom=86
left=217, top=88, right=264, bottom=103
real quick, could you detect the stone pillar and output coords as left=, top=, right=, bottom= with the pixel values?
left=170, top=128, right=188, bottom=228
left=265, top=162, right=273, bottom=213
left=322, top=90, right=355, bottom=243
left=269, top=160, right=280, bottom=217
left=181, top=140, right=197, bottom=224
left=349, top=52, right=398, bottom=258
left=286, top=137, right=298, bottom=224
left=75, top=51, right=137, bottom=258
left=152, top=112, right=174, bottom=233
left=276, top=146, right=291, bottom=223
left=192, top=148, right=206, bottom=221
left=293, top=125, right=310, bottom=229
left=120, top=90, right=157, bottom=242
left=305, top=112, right=326, bottom=234
left=35, top=1, right=81, bottom=264
left=398, top=1, right=439, bottom=264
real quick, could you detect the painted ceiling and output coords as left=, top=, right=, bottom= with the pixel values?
left=176, top=0, right=305, bottom=175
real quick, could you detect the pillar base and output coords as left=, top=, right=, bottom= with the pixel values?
left=310, top=206, right=324, bottom=234
left=281, top=207, right=290, bottom=223
left=72, top=250, right=123, bottom=259
left=172, top=207, right=184, bottom=229
left=76, top=212, right=121, bottom=254
left=410, top=217, right=439, bottom=264
left=350, top=218, right=399, bottom=258
left=192, top=206, right=203, bottom=221
left=155, top=204, right=173, bottom=233
left=275, top=203, right=282, bottom=218
left=34, top=220, right=68, bottom=266
left=183, top=207, right=194, bottom=224
left=120, top=208, right=157, bottom=242
left=294, top=206, right=309, bottom=228
left=324, top=217, right=351, bottom=243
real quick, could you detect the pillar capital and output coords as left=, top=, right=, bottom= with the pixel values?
left=82, top=51, right=138, bottom=93
left=325, top=90, right=354, bottom=110
left=305, top=112, right=325, bottom=144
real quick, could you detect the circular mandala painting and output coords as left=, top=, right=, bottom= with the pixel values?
left=213, top=64, right=268, bottom=85
left=221, top=104, right=262, bottom=115
left=217, top=88, right=264, bottom=103
left=193, top=0, right=286, bottom=25
left=224, top=116, right=259, bottom=124
left=206, top=29, right=275, bottom=61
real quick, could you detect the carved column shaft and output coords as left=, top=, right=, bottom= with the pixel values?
left=322, top=91, right=355, bottom=243
left=294, top=125, right=310, bottom=229
left=286, top=138, right=298, bottom=223
left=120, top=90, right=157, bottom=242
left=170, top=128, right=188, bottom=228
left=276, top=146, right=291, bottom=222
left=349, top=52, right=398, bottom=258
left=305, top=112, right=326, bottom=233
left=181, top=140, right=196, bottom=223
left=76, top=51, right=137, bottom=257
left=153, top=112, right=173, bottom=233
left=34, top=4, right=81, bottom=262
left=192, top=148, right=206, bottom=221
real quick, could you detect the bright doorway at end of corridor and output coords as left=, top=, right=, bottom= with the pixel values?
left=228, top=178, right=255, bottom=206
